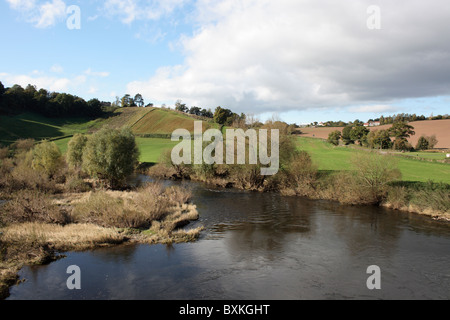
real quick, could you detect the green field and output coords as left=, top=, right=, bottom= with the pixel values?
left=135, top=137, right=178, bottom=163
left=2, top=111, right=449, bottom=184
left=296, top=137, right=450, bottom=184
left=0, top=112, right=105, bottom=144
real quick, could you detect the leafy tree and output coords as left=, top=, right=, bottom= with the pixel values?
left=393, top=138, right=413, bottom=151
left=350, top=126, right=369, bottom=146
left=389, top=121, right=415, bottom=151
left=327, top=130, right=342, bottom=146
left=189, top=106, right=201, bottom=116
left=213, top=106, right=233, bottom=125
left=415, top=136, right=430, bottom=151
left=32, top=140, right=63, bottom=177
left=175, top=100, right=188, bottom=112
left=367, top=129, right=392, bottom=149
left=87, top=98, right=102, bottom=117
left=82, top=128, right=140, bottom=188
left=341, top=126, right=354, bottom=145
left=389, top=121, right=415, bottom=140
left=134, top=94, right=144, bottom=107
left=421, top=135, right=438, bottom=149
left=200, top=108, right=213, bottom=118
left=121, top=94, right=132, bottom=107
left=66, top=133, right=88, bottom=169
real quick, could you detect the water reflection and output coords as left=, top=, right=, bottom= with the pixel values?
left=7, top=179, right=450, bottom=300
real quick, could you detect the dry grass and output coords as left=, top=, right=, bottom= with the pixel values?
left=1, top=222, right=127, bottom=252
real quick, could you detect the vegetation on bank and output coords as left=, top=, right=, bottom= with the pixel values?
left=147, top=121, right=450, bottom=221
left=0, top=131, right=201, bottom=300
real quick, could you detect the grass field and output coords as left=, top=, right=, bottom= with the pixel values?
left=0, top=112, right=104, bottom=145
left=296, top=137, right=450, bottom=184
left=2, top=111, right=449, bottom=184
left=136, top=137, right=178, bottom=163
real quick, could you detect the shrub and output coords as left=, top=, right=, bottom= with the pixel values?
left=82, top=128, right=140, bottom=188
left=0, top=147, right=9, bottom=160
left=415, top=136, right=429, bottom=151
left=31, top=140, right=63, bottom=177
left=393, top=138, right=414, bottom=151
left=350, top=152, right=402, bottom=203
left=1, top=190, right=70, bottom=225
left=66, top=134, right=88, bottom=169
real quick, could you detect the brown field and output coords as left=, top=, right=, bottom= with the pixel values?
left=297, top=119, right=450, bottom=149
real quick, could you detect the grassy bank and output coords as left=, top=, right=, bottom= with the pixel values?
left=296, top=137, right=450, bottom=184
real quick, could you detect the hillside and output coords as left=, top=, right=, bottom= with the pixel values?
left=0, top=112, right=105, bottom=145
left=297, top=119, right=450, bottom=149
left=0, top=107, right=220, bottom=146
left=101, top=107, right=221, bottom=135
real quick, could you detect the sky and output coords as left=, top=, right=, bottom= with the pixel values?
left=1, top=0, right=449, bottom=125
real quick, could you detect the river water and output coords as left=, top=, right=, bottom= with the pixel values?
left=6, top=180, right=450, bottom=300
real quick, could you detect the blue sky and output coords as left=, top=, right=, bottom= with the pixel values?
left=1, top=0, right=449, bottom=125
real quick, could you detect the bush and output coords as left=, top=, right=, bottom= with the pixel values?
left=350, top=152, right=402, bottom=203
left=415, top=136, right=429, bottom=151
left=1, top=190, right=71, bottom=225
left=31, top=140, right=63, bottom=177
left=393, top=138, right=414, bottom=151
left=66, top=134, right=88, bottom=169
left=82, top=128, right=140, bottom=188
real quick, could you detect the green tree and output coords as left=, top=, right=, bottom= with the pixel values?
left=350, top=126, right=369, bottom=146
left=390, top=121, right=415, bottom=151
left=341, top=126, right=354, bottom=145
left=389, top=121, right=415, bottom=140
left=121, top=94, right=132, bottom=107
left=87, top=98, right=102, bottom=117
left=134, top=94, right=144, bottom=107
left=327, top=130, right=342, bottom=146
left=213, top=106, right=233, bottom=125
left=175, top=100, right=188, bottom=112
left=420, top=135, right=438, bottom=149
left=415, top=136, right=430, bottom=151
left=32, top=140, right=63, bottom=177
left=367, top=129, right=392, bottom=149
left=82, top=128, right=140, bottom=188
left=66, top=133, right=88, bottom=169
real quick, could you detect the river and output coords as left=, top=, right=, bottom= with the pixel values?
left=6, top=180, right=450, bottom=300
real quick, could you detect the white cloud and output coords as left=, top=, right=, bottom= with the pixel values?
left=127, top=0, right=450, bottom=115
left=6, top=0, right=67, bottom=28
left=84, top=69, right=110, bottom=78
left=103, top=0, right=188, bottom=24
left=0, top=72, right=71, bottom=92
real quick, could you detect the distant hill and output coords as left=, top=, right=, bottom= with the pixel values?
left=297, top=119, right=450, bottom=149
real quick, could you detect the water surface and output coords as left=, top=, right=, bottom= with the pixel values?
left=7, top=181, right=450, bottom=300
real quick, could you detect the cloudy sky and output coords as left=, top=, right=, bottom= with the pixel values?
left=1, top=0, right=449, bottom=124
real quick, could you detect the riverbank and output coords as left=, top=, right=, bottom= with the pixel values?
left=0, top=184, right=202, bottom=300
left=148, top=152, right=450, bottom=223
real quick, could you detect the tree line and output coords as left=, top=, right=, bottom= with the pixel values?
left=327, top=120, right=438, bottom=151
left=0, top=81, right=108, bottom=118
left=310, top=113, right=450, bottom=128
